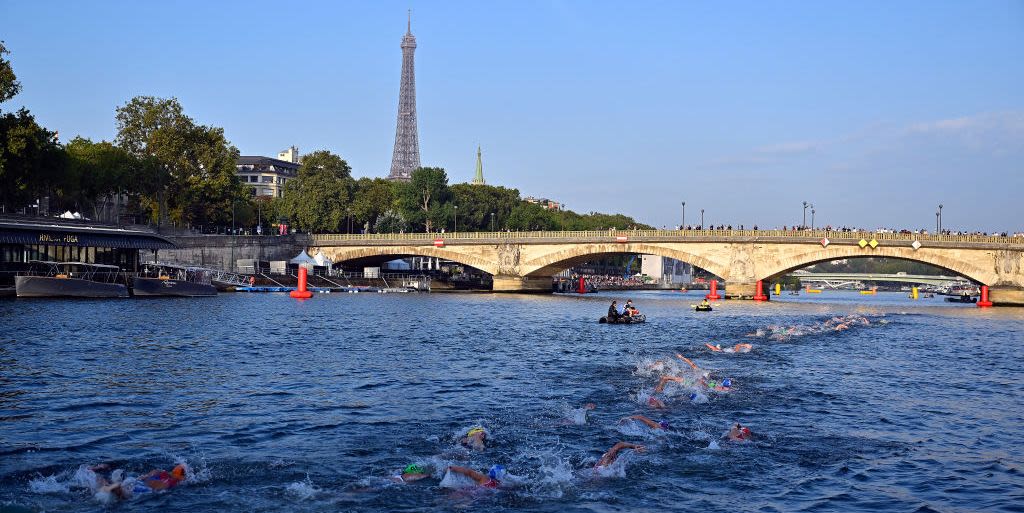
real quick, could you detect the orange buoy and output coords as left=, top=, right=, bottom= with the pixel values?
left=290, top=266, right=313, bottom=299
left=706, top=279, right=721, bottom=300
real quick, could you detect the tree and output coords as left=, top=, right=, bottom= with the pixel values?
left=507, top=202, right=558, bottom=231
left=400, top=167, right=450, bottom=232
left=351, top=177, right=398, bottom=233
left=0, top=41, right=20, bottom=104
left=0, top=42, right=68, bottom=213
left=449, top=183, right=520, bottom=231
left=65, top=137, right=136, bottom=220
left=114, top=96, right=247, bottom=227
left=280, top=150, right=354, bottom=232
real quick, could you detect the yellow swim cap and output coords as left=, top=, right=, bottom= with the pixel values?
left=467, top=427, right=485, bottom=437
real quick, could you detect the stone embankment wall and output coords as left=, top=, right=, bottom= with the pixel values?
left=158, top=234, right=311, bottom=272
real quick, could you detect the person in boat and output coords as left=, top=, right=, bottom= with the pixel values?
left=391, top=463, right=432, bottom=483
left=446, top=464, right=506, bottom=488
left=727, top=423, right=753, bottom=442
left=595, top=442, right=646, bottom=469
left=700, top=299, right=711, bottom=308
left=607, top=300, right=622, bottom=322
left=621, top=415, right=670, bottom=430
left=460, top=426, right=489, bottom=451
left=624, top=299, right=640, bottom=316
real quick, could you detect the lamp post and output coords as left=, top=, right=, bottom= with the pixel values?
left=257, top=200, right=262, bottom=235
left=681, top=201, right=686, bottom=229
left=231, top=200, right=235, bottom=235
left=490, top=212, right=496, bottom=231
left=811, top=205, right=816, bottom=229
left=454, top=205, right=458, bottom=233
left=802, top=201, right=808, bottom=229
left=935, top=211, right=940, bottom=233
left=700, top=208, right=705, bottom=229
left=938, top=203, right=943, bottom=233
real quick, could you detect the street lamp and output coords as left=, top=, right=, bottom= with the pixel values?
left=231, top=200, right=235, bottom=235
left=811, top=205, right=816, bottom=229
left=490, top=212, right=496, bottom=231
left=935, top=211, right=940, bottom=233
left=681, top=201, right=686, bottom=229
left=454, top=205, right=458, bottom=233
left=938, top=203, right=944, bottom=233
left=700, top=208, right=705, bottom=229
left=802, top=201, right=809, bottom=229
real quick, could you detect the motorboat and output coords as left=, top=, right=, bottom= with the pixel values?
left=15, top=261, right=129, bottom=298
left=695, top=305, right=713, bottom=312
left=132, top=263, right=217, bottom=297
left=945, top=295, right=978, bottom=304
left=599, top=314, right=646, bottom=324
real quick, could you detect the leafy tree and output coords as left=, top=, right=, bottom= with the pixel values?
left=374, top=208, right=408, bottom=233
left=400, top=167, right=450, bottom=232
left=449, top=183, right=520, bottom=231
left=351, top=177, right=397, bottom=232
left=114, top=96, right=246, bottom=227
left=0, top=42, right=21, bottom=104
left=280, top=150, right=354, bottom=232
left=507, top=201, right=558, bottom=231
left=65, top=137, right=136, bottom=220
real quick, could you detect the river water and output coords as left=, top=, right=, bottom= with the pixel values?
left=1, top=290, right=1022, bottom=512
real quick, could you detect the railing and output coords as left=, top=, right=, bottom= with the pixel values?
left=311, top=229, right=1024, bottom=245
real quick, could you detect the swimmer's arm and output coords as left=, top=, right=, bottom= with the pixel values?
left=600, top=442, right=646, bottom=465
left=624, top=415, right=660, bottom=429
left=447, top=466, right=488, bottom=485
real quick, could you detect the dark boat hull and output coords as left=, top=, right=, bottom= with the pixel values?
left=132, top=277, right=217, bottom=297
left=15, top=276, right=128, bottom=298
left=945, top=296, right=977, bottom=303
left=695, top=306, right=713, bottom=312
left=599, top=314, right=646, bottom=324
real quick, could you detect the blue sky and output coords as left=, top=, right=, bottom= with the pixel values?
left=2, top=0, right=1022, bottom=232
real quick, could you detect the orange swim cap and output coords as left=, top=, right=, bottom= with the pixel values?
left=171, top=465, right=186, bottom=480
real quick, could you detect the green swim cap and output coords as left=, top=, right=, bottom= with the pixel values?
left=404, top=464, right=425, bottom=475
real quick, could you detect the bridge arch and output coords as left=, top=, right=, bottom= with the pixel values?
left=519, top=243, right=730, bottom=279
left=313, top=245, right=500, bottom=276
left=759, top=246, right=997, bottom=285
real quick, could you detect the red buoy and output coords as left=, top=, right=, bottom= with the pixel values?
left=577, top=276, right=586, bottom=294
left=977, top=285, right=993, bottom=308
left=753, top=279, right=767, bottom=301
left=706, top=279, right=721, bottom=300
left=290, top=266, right=313, bottom=299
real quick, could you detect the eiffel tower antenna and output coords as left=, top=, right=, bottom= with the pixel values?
left=388, top=11, right=421, bottom=181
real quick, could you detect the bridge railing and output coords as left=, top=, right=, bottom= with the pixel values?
left=311, top=229, right=1023, bottom=245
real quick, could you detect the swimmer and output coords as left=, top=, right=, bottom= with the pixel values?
left=727, top=423, right=753, bottom=442
left=561, top=403, right=597, bottom=425
left=706, top=377, right=732, bottom=392
left=646, top=396, right=666, bottom=409
left=621, top=415, right=670, bottom=430
left=390, top=463, right=432, bottom=483
left=460, top=427, right=488, bottom=451
left=655, top=374, right=702, bottom=393
left=446, top=464, right=506, bottom=488
left=705, top=343, right=723, bottom=352
left=595, top=442, right=646, bottom=469
left=94, top=464, right=187, bottom=501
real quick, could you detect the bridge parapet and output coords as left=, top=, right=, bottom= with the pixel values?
left=312, top=229, right=1024, bottom=246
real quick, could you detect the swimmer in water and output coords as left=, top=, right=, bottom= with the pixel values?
left=621, top=415, right=670, bottom=430
left=390, top=463, right=432, bottom=483
left=727, top=423, right=753, bottom=442
left=460, top=427, right=488, bottom=451
left=646, top=395, right=667, bottom=409
left=595, top=442, right=646, bottom=469
left=446, top=464, right=506, bottom=488
left=94, top=463, right=187, bottom=501
left=655, top=374, right=702, bottom=393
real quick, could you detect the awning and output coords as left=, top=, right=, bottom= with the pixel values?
left=0, top=221, right=176, bottom=249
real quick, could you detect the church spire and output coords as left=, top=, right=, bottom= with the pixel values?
left=472, top=145, right=486, bottom=185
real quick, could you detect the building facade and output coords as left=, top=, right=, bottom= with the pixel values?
left=641, top=255, right=693, bottom=286
left=523, top=196, right=562, bottom=211
left=236, top=156, right=300, bottom=198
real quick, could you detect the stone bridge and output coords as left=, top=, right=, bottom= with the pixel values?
left=310, top=229, right=1024, bottom=306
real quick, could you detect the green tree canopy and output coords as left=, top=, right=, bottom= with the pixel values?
left=400, top=167, right=450, bottom=232
left=280, top=150, right=355, bottom=232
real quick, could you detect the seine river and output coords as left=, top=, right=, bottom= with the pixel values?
left=2, top=291, right=1022, bottom=512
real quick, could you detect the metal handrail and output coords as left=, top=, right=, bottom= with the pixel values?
left=311, top=229, right=1024, bottom=245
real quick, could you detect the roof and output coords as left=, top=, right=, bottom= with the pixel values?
left=237, top=156, right=300, bottom=170
left=0, top=218, right=176, bottom=250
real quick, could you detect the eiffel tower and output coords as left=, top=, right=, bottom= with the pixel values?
left=387, top=11, right=421, bottom=181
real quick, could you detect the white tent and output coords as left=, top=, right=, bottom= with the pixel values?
left=290, top=250, right=317, bottom=265
left=59, top=211, right=83, bottom=219
left=313, top=250, right=333, bottom=267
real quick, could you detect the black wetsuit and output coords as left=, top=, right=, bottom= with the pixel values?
left=608, top=304, right=620, bottom=321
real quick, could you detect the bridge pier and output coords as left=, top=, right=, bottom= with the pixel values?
left=989, top=286, right=1024, bottom=307
left=493, top=275, right=553, bottom=293
left=724, top=281, right=760, bottom=300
